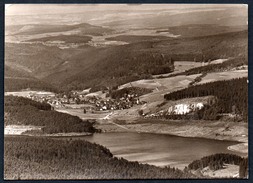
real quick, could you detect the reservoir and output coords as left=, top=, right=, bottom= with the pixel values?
left=69, top=132, right=245, bottom=169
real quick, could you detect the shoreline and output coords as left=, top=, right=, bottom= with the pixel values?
left=95, top=120, right=248, bottom=154
left=4, top=132, right=93, bottom=137
left=4, top=120, right=248, bottom=155
left=96, top=129, right=248, bottom=155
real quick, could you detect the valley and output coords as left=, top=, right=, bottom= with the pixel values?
left=4, top=4, right=248, bottom=180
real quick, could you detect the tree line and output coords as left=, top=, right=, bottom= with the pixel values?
left=164, top=78, right=248, bottom=122
left=188, top=153, right=248, bottom=178
left=5, top=96, right=97, bottom=134
left=184, top=57, right=247, bottom=76
left=5, top=95, right=52, bottom=110
left=62, top=52, right=174, bottom=92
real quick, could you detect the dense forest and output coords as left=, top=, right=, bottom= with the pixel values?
left=5, top=96, right=52, bottom=110
left=188, top=153, right=248, bottom=178
left=239, top=157, right=248, bottom=178
left=4, top=136, right=196, bottom=179
left=61, top=30, right=247, bottom=91
left=62, top=52, right=175, bottom=91
left=164, top=78, right=248, bottom=121
left=4, top=96, right=97, bottom=134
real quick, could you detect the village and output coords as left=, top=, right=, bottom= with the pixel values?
left=7, top=88, right=146, bottom=112
left=6, top=88, right=215, bottom=121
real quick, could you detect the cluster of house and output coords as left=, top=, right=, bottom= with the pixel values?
left=94, top=96, right=144, bottom=111
left=27, top=93, right=65, bottom=108
left=26, top=90, right=146, bottom=111
left=145, top=102, right=204, bottom=118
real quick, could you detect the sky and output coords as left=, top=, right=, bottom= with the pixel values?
left=5, top=4, right=247, bottom=15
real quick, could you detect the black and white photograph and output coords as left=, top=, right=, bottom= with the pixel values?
left=4, top=3, right=248, bottom=179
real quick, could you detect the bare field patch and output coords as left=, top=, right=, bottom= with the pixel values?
left=201, top=164, right=239, bottom=178
left=119, top=79, right=161, bottom=90
left=228, top=143, right=248, bottom=154
left=139, top=74, right=201, bottom=103
left=199, top=70, right=248, bottom=85
left=4, top=125, right=42, bottom=135
left=5, top=90, right=55, bottom=97
left=56, top=108, right=110, bottom=120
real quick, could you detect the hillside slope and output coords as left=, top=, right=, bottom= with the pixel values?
left=102, top=7, right=247, bottom=29
left=5, top=29, right=247, bottom=92
left=6, top=23, right=113, bottom=36
left=4, top=136, right=196, bottom=179
left=56, top=30, right=248, bottom=91
left=4, top=96, right=97, bottom=134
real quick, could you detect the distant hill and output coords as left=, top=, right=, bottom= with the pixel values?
left=6, top=23, right=113, bottom=36
left=5, top=78, right=57, bottom=92
left=160, top=24, right=247, bottom=38
left=5, top=64, right=33, bottom=78
left=102, top=7, right=247, bottom=29
left=5, top=65, right=57, bottom=92
left=105, top=35, right=171, bottom=43
left=56, top=30, right=247, bottom=91
left=5, top=43, right=67, bottom=76
left=26, top=35, right=92, bottom=44
left=5, top=30, right=247, bottom=92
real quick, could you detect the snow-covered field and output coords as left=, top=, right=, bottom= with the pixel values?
left=5, top=90, right=55, bottom=97
left=5, top=125, right=42, bottom=135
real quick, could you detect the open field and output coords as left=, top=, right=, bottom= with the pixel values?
left=154, top=59, right=229, bottom=78
left=140, top=74, right=201, bottom=103
left=64, top=104, right=94, bottom=109
left=4, top=125, right=42, bottom=135
left=200, top=164, right=239, bottom=178
left=56, top=108, right=110, bottom=120
left=4, top=125, right=92, bottom=137
left=228, top=143, right=248, bottom=154
left=5, top=90, right=55, bottom=97
left=199, top=70, right=248, bottom=84
left=120, top=74, right=201, bottom=102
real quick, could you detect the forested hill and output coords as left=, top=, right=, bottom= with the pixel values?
left=164, top=78, right=248, bottom=121
left=5, top=29, right=247, bottom=92
left=5, top=64, right=58, bottom=92
left=4, top=96, right=97, bottom=134
left=4, top=136, right=197, bottom=179
left=61, top=52, right=175, bottom=91
left=50, top=30, right=248, bottom=91
left=188, top=153, right=248, bottom=178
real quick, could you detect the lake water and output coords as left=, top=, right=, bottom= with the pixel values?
left=69, top=132, right=244, bottom=169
